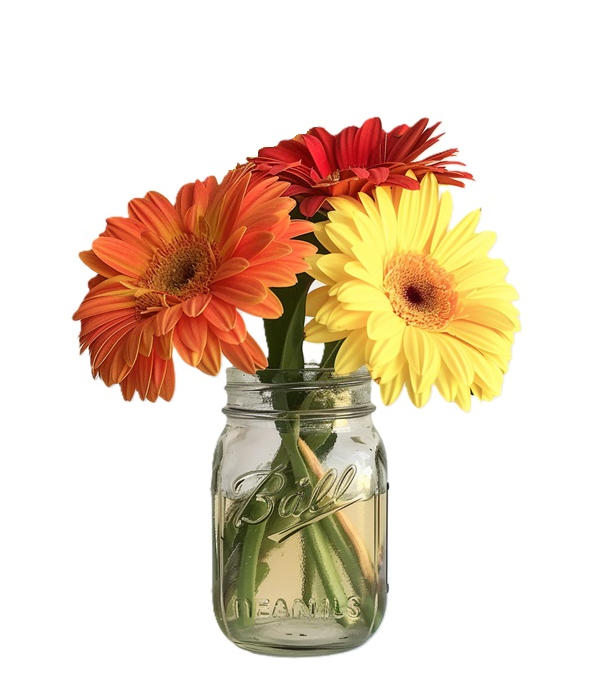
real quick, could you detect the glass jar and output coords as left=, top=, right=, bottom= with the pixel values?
left=212, top=366, right=388, bottom=656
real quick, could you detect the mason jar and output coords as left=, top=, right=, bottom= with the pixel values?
left=211, top=366, right=388, bottom=656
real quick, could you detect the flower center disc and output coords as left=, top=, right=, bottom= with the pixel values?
left=144, top=234, right=219, bottom=300
left=384, top=252, right=458, bottom=331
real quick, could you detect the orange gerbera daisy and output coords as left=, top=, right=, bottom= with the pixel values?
left=74, top=166, right=315, bottom=401
left=250, top=117, right=473, bottom=217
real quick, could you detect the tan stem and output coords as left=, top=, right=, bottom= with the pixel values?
left=297, top=437, right=375, bottom=586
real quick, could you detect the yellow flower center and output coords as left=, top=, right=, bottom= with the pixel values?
left=143, top=233, right=220, bottom=300
left=384, top=252, right=458, bottom=331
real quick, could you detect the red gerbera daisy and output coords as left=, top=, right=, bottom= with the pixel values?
left=250, top=117, right=473, bottom=217
left=73, top=165, right=315, bottom=401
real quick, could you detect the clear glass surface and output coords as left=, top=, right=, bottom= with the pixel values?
left=212, top=367, right=388, bottom=656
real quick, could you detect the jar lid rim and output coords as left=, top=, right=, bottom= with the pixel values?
left=225, top=365, right=371, bottom=388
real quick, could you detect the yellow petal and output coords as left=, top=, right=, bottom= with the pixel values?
left=396, top=186, right=421, bottom=251
left=350, top=241, right=384, bottom=282
left=453, top=384, right=472, bottom=411
left=462, top=303, right=521, bottom=332
left=367, top=310, right=405, bottom=340
left=379, top=372, right=405, bottom=405
left=326, top=304, right=368, bottom=331
left=335, top=328, right=368, bottom=374
left=429, top=190, right=453, bottom=253
left=403, top=326, right=440, bottom=380
left=307, top=254, right=335, bottom=285
left=344, top=260, right=380, bottom=285
left=453, top=259, right=510, bottom=292
left=447, top=319, right=509, bottom=355
left=315, top=221, right=342, bottom=254
left=366, top=332, right=403, bottom=367
left=432, top=208, right=481, bottom=263
left=435, top=367, right=460, bottom=402
left=317, top=253, right=353, bottom=282
left=314, top=295, right=340, bottom=325
left=352, top=209, right=388, bottom=256
left=431, top=333, right=475, bottom=386
left=437, top=230, right=497, bottom=271
left=406, top=382, right=432, bottom=408
left=336, top=281, right=390, bottom=309
left=325, top=218, right=361, bottom=257
left=306, top=285, right=331, bottom=316
left=304, top=319, right=347, bottom=343
left=374, top=187, right=397, bottom=250
left=469, top=348, right=504, bottom=396
left=410, top=173, right=439, bottom=252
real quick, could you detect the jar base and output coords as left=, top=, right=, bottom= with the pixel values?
left=234, top=640, right=364, bottom=657
left=225, top=618, right=375, bottom=657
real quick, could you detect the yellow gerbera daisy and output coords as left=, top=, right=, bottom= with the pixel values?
left=304, top=173, right=520, bottom=410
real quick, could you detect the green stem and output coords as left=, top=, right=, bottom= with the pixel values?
left=233, top=443, right=287, bottom=625
left=237, top=520, right=267, bottom=625
left=280, top=427, right=348, bottom=609
left=298, top=435, right=376, bottom=622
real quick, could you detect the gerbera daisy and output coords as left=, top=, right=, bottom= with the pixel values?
left=74, top=166, right=315, bottom=401
left=304, top=173, right=519, bottom=410
left=250, top=117, right=473, bottom=218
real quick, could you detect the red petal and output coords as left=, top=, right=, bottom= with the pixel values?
left=303, top=133, right=334, bottom=178
left=299, top=196, right=327, bottom=217
left=367, top=166, right=390, bottom=184
left=353, top=117, right=383, bottom=166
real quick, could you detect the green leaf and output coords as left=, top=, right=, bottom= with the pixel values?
left=320, top=339, right=344, bottom=370
left=263, top=225, right=329, bottom=371
left=264, top=272, right=313, bottom=370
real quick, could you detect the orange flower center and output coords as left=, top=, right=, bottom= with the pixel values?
left=384, top=252, right=458, bottom=331
left=143, top=233, right=220, bottom=300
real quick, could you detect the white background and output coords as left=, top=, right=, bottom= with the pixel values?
left=1, top=1, right=598, bottom=698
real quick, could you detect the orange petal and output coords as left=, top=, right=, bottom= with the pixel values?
left=155, top=305, right=184, bottom=336
left=212, top=257, right=250, bottom=283
left=182, top=293, right=211, bottom=317
left=196, top=331, right=222, bottom=375
left=73, top=294, right=137, bottom=321
left=221, top=335, right=267, bottom=374
left=183, top=203, right=210, bottom=237
left=173, top=316, right=208, bottom=367
left=128, top=191, right=183, bottom=242
left=175, top=179, right=214, bottom=221
left=212, top=312, right=247, bottom=344
left=159, top=359, right=176, bottom=400
left=89, top=318, right=140, bottom=369
left=243, top=289, right=283, bottom=319
left=211, top=273, right=267, bottom=306
left=92, top=237, right=151, bottom=278
left=218, top=225, right=248, bottom=261
left=79, top=249, right=117, bottom=278
left=230, top=231, right=275, bottom=262
left=202, top=297, right=237, bottom=331
left=105, top=217, right=147, bottom=240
